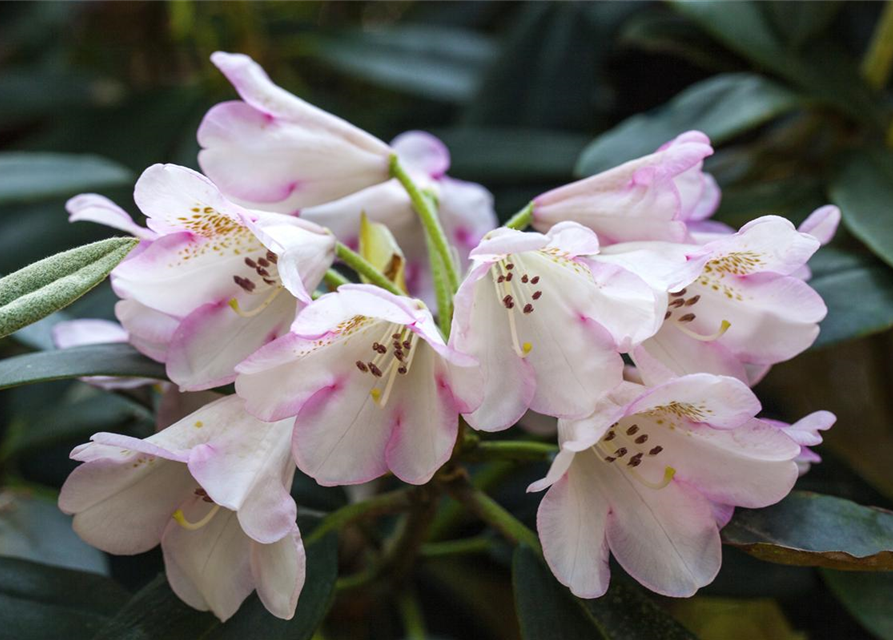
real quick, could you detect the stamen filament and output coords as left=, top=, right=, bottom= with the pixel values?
left=674, top=319, right=731, bottom=342
left=229, top=286, right=283, bottom=318
left=492, top=260, right=530, bottom=358
left=172, top=503, right=221, bottom=530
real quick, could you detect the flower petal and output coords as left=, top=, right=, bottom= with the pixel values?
left=798, top=205, right=840, bottom=246
left=250, top=528, right=306, bottom=620
left=391, top=130, right=450, bottom=178
left=66, top=193, right=156, bottom=240
left=537, top=455, right=611, bottom=598
left=115, top=299, right=179, bottom=362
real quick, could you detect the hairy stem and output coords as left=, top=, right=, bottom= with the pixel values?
left=335, top=242, right=403, bottom=296
left=505, top=201, right=534, bottom=231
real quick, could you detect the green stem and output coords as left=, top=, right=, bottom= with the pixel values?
left=397, top=591, right=427, bottom=640
left=428, top=461, right=514, bottom=541
left=390, top=155, right=460, bottom=298
left=444, top=477, right=542, bottom=553
left=323, top=268, right=351, bottom=291
left=423, top=222, right=453, bottom=337
left=305, top=488, right=412, bottom=544
left=505, top=201, right=534, bottom=231
left=335, top=242, right=403, bottom=296
left=420, top=535, right=494, bottom=559
left=862, top=0, right=893, bottom=90
left=464, top=440, right=558, bottom=463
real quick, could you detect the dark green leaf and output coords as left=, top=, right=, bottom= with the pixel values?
left=670, top=1, right=884, bottom=128
left=0, top=556, right=130, bottom=640
left=576, top=73, right=801, bottom=176
left=722, top=491, right=893, bottom=570
left=0, top=343, right=167, bottom=390
left=809, top=248, right=893, bottom=348
left=0, top=490, right=108, bottom=573
left=822, top=570, right=893, bottom=639
left=0, top=237, right=138, bottom=338
left=620, top=11, right=740, bottom=72
left=0, top=153, right=132, bottom=206
left=831, top=149, right=893, bottom=269
left=512, top=545, right=695, bottom=640
left=91, top=574, right=218, bottom=640
left=763, top=1, right=842, bottom=50
left=433, top=127, right=590, bottom=183
left=0, top=68, right=122, bottom=128
left=463, top=3, right=638, bottom=129
left=312, top=26, right=496, bottom=103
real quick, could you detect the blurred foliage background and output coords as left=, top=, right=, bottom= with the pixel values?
left=1, top=1, right=893, bottom=639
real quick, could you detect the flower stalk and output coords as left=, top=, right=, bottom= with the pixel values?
left=505, top=201, right=534, bottom=230
left=335, top=241, right=403, bottom=296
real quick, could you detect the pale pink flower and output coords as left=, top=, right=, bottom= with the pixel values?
left=594, top=215, right=827, bottom=384
left=530, top=375, right=799, bottom=598
left=70, top=164, right=335, bottom=391
left=298, top=131, right=497, bottom=305
left=764, top=410, right=836, bottom=475
left=236, top=284, right=483, bottom=486
left=532, top=131, right=717, bottom=244
left=58, top=395, right=304, bottom=621
left=198, top=52, right=392, bottom=210
left=449, top=221, right=662, bottom=432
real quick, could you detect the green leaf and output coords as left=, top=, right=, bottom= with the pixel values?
left=512, top=545, right=696, bottom=640
left=91, top=574, right=218, bottom=640
left=0, top=237, right=138, bottom=339
left=0, top=153, right=132, bottom=206
left=0, top=343, right=167, bottom=390
left=0, top=490, right=108, bottom=574
left=809, top=248, right=893, bottom=348
left=575, top=73, right=801, bottom=176
left=462, top=3, right=639, bottom=129
left=831, top=149, right=893, bottom=270
left=669, top=596, right=805, bottom=640
left=762, top=1, right=842, bottom=50
left=0, top=556, right=130, bottom=640
left=721, top=491, right=893, bottom=570
left=822, top=570, right=893, bottom=640
left=433, top=127, right=590, bottom=183
left=670, top=1, right=884, bottom=128
left=312, top=26, right=496, bottom=103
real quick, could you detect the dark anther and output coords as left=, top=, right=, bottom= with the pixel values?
left=398, top=366, right=408, bottom=374
left=244, top=258, right=257, bottom=268
left=503, top=295, right=514, bottom=308
left=256, top=267, right=270, bottom=277
left=649, top=446, right=663, bottom=456
left=506, top=272, right=514, bottom=282
left=377, top=344, right=387, bottom=354
left=684, top=295, right=700, bottom=306
left=202, top=496, right=215, bottom=503
left=669, top=298, right=685, bottom=308
left=266, top=251, right=278, bottom=264
left=402, top=340, right=412, bottom=349
left=263, top=278, right=277, bottom=285
left=604, top=431, right=616, bottom=441
left=506, top=263, right=514, bottom=270
left=626, top=424, right=639, bottom=435
left=258, top=257, right=270, bottom=268
left=678, top=313, right=696, bottom=323
left=627, top=458, right=642, bottom=468
left=523, top=303, right=534, bottom=314
left=671, top=288, right=687, bottom=297
left=497, top=275, right=505, bottom=283
left=635, top=434, right=649, bottom=444
left=372, top=342, right=381, bottom=351
left=392, top=333, right=402, bottom=340
left=233, top=275, right=256, bottom=292
left=664, top=311, right=672, bottom=320
left=356, top=361, right=368, bottom=372
left=521, top=274, right=529, bottom=283
left=532, top=291, right=542, bottom=300
left=604, top=456, right=616, bottom=463
left=530, top=276, right=540, bottom=284
left=394, top=350, right=404, bottom=360
left=369, top=363, right=383, bottom=377
left=615, top=447, right=628, bottom=457
left=194, top=488, right=207, bottom=496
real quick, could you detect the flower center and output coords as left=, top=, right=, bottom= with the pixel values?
left=489, top=257, right=542, bottom=358
left=664, top=288, right=730, bottom=342
left=172, top=488, right=221, bottom=531
left=354, top=322, right=420, bottom=408
left=229, top=251, right=285, bottom=318
left=592, top=420, right=675, bottom=490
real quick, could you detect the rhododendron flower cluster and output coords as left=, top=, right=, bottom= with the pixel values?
left=58, top=52, right=838, bottom=621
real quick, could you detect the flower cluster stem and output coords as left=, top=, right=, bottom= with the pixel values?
left=323, top=268, right=351, bottom=291
left=306, top=488, right=413, bottom=544
left=335, top=242, right=403, bottom=296
left=505, top=201, right=534, bottom=231
left=443, top=476, right=541, bottom=554
left=390, top=155, right=460, bottom=320
left=463, top=440, right=558, bottom=463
